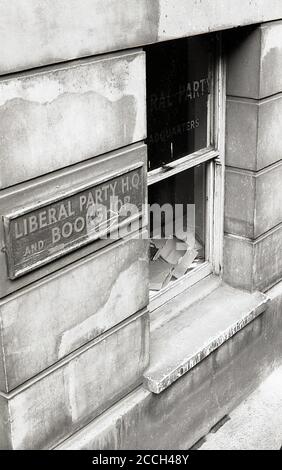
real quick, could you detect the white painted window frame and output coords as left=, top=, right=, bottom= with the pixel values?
left=148, top=34, right=226, bottom=313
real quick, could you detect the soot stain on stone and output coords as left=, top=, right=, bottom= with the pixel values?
left=261, top=46, right=281, bottom=94
left=137, top=0, right=160, bottom=43
left=0, top=90, right=138, bottom=186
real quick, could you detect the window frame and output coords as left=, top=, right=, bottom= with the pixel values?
left=147, top=33, right=226, bottom=313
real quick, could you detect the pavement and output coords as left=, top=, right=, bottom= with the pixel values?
left=196, top=365, right=282, bottom=450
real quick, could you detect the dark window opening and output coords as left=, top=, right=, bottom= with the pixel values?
left=146, top=35, right=214, bottom=171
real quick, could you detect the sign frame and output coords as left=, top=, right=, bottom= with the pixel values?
left=3, top=162, right=146, bottom=280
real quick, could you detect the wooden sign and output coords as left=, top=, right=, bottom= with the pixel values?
left=3, top=165, right=145, bottom=279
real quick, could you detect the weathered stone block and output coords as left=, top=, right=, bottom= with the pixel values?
left=0, top=310, right=149, bottom=450
left=224, top=226, right=282, bottom=292
left=0, top=234, right=149, bottom=393
left=226, top=95, right=282, bottom=170
left=227, top=21, right=282, bottom=99
left=260, top=21, right=282, bottom=98
left=1, top=1, right=282, bottom=75
left=0, top=0, right=157, bottom=74
left=265, top=281, right=282, bottom=370
left=0, top=143, right=147, bottom=298
left=57, top=290, right=281, bottom=450
left=0, top=50, right=146, bottom=188
left=225, top=162, right=282, bottom=238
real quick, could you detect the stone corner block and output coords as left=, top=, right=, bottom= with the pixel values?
left=223, top=226, right=282, bottom=292
left=225, top=163, right=282, bottom=239
left=226, top=95, right=282, bottom=170
left=227, top=20, right=282, bottom=99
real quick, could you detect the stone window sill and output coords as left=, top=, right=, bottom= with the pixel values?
left=144, top=275, right=269, bottom=394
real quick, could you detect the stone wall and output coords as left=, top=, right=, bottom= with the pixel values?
left=0, top=3, right=281, bottom=450
left=1, top=1, right=282, bottom=74
left=224, top=21, right=282, bottom=292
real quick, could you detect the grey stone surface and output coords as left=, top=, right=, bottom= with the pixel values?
left=226, top=26, right=262, bottom=99
left=1, top=1, right=282, bottom=74
left=56, top=280, right=282, bottom=450
left=200, top=365, right=282, bottom=450
left=226, top=95, right=282, bottom=171
left=227, top=21, right=282, bottom=99
left=225, top=162, right=282, bottom=238
left=224, top=225, right=282, bottom=292
left=0, top=395, right=11, bottom=449
left=0, top=310, right=149, bottom=450
left=145, top=284, right=268, bottom=393
left=224, top=235, right=254, bottom=291
left=254, top=228, right=282, bottom=291
left=0, top=235, right=149, bottom=393
left=265, top=281, right=282, bottom=370
left=0, top=143, right=147, bottom=298
left=0, top=50, right=146, bottom=188
left=260, top=21, right=282, bottom=97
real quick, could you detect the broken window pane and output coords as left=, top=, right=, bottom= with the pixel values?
left=149, top=164, right=206, bottom=291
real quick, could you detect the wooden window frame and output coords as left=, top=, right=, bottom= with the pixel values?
left=148, top=34, right=226, bottom=313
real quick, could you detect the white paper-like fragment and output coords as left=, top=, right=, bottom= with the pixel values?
left=149, top=258, right=173, bottom=291
left=172, top=248, right=198, bottom=279
left=158, top=238, right=186, bottom=265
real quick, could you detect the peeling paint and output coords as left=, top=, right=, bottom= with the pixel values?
left=0, top=52, right=145, bottom=188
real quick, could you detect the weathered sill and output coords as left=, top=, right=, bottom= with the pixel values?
left=144, top=277, right=269, bottom=394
